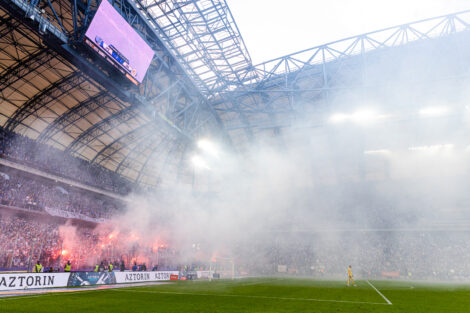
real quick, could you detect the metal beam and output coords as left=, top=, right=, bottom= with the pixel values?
left=0, top=49, right=54, bottom=91
left=91, top=121, right=155, bottom=164
left=1, top=0, right=68, bottom=42
left=115, top=134, right=168, bottom=175
left=37, top=90, right=113, bottom=142
left=65, top=103, right=140, bottom=153
left=4, top=72, right=83, bottom=132
left=135, top=138, right=178, bottom=184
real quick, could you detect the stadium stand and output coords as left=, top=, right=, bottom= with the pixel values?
left=0, top=212, right=181, bottom=272
left=241, top=231, right=470, bottom=280
left=0, top=170, right=121, bottom=221
left=0, top=127, right=132, bottom=195
left=0, top=213, right=101, bottom=270
left=0, top=129, right=136, bottom=272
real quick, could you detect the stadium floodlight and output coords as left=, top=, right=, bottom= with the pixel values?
left=329, top=113, right=349, bottom=123
left=419, top=106, right=449, bottom=117
left=351, top=110, right=378, bottom=123
left=191, top=155, right=210, bottom=170
left=197, top=139, right=219, bottom=158
left=364, top=149, right=391, bottom=155
left=329, top=109, right=389, bottom=124
left=408, top=144, right=454, bottom=152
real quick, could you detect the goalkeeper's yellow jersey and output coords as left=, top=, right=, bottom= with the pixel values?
left=348, top=268, right=353, bottom=277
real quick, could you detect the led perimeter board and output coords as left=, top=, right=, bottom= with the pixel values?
left=84, top=0, right=154, bottom=84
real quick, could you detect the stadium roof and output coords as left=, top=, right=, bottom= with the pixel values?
left=133, top=0, right=258, bottom=94
left=0, top=0, right=209, bottom=187
left=1, top=0, right=470, bottom=188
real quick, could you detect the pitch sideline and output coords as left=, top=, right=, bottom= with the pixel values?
left=0, top=289, right=110, bottom=301
left=113, top=287, right=391, bottom=305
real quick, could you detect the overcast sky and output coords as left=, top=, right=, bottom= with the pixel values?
left=227, top=0, right=470, bottom=64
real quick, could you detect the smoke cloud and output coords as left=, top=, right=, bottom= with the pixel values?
left=102, top=32, right=470, bottom=280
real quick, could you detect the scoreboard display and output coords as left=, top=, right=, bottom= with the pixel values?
left=84, top=0, right=154, bottom=85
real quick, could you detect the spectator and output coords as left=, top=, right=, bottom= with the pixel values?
left=0, top=171, right=122, bottom=221
left=0, top=127, right=133, bottom=194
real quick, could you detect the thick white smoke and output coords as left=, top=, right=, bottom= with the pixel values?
left=106, top=32, right=470, bottom=280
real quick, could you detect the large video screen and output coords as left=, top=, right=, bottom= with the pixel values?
left=84, top=0, right=154, bottom=84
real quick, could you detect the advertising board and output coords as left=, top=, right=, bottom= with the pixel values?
left=67, top=272, right=116, bottom=286
left=114, top=271, right=179, bottom=283
left=0, top=273, right=70, bottom=291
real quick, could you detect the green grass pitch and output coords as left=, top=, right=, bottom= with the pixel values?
left=2, top=277, right=470, bottom=312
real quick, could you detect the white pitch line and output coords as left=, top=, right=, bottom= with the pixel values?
left=366, top=280, right=392, bottom=305
left=232, top=277, right=283, bottom=287
left=0, top=294, right=47, bottom=301
left=0, top=288, right=110, bottom=301
left=113, top=288, right=390, bottom=306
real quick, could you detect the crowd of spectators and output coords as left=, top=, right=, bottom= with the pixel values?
left=0, top=129, right=174, bottom=272
left=237, top=230, right=470, bottom=281
left=0, top=128, right=132, bottom=195
left=2, top=209, right=470, bottom=280
left=0, top=214, right=118, bottom=271
left=0, top=214, right=176, bottom=272
left=0, top=171, right=120, bottom=220
left=0, top=214, right=90, bottom=270
left=0, top=215, right=59, bottom=269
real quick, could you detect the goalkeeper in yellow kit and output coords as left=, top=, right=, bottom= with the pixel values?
left=347, top=265, right=356, bottom=287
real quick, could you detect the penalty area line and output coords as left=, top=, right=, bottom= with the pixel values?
left=113, top=288, right=389, bottom=306
left=366, top=280, right=392, bottom=305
